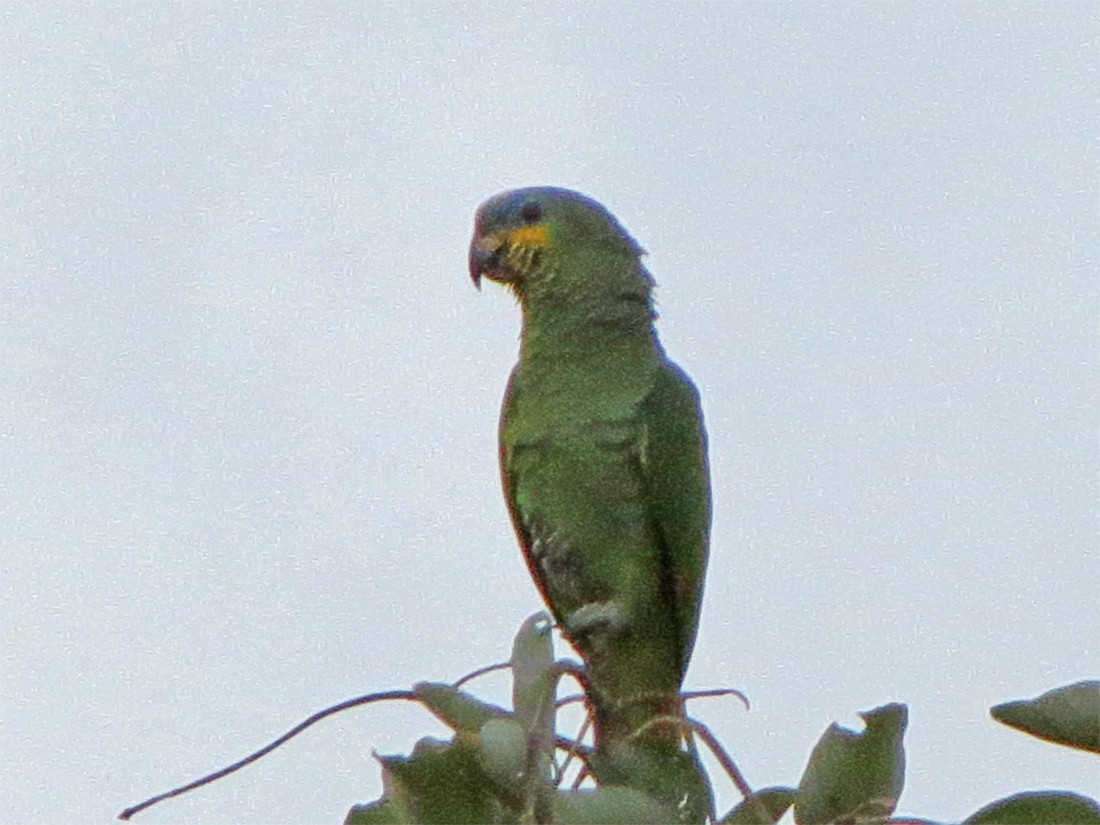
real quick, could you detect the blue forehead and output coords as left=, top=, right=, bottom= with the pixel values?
left=479, top=186, right=615, bottom=224
left=476, top=188, right=643, bottom=257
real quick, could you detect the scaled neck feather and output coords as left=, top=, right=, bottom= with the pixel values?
left=515, top=254, right=659, bottom=361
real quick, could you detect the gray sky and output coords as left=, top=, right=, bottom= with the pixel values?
left=3, top=4, right=1097, bottom=823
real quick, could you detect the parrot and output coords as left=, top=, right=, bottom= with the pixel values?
left=468, top=187, right=711, bottom=803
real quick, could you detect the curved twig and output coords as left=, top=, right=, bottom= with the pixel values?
left=118, top=690, right=415, bottom=820
left=452, top=661, right=511, bottom=688
left=683, top=687, right=750, bottom=711
left=688, top=716, right=755, bottom=801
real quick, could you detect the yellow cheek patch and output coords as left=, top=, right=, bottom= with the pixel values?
left=507, top=224, right=550, bottom=248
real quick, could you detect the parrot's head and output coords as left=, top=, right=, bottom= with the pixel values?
left=468, top=187, right=646, bottom=296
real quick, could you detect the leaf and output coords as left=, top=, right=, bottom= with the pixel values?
left=478, top=717, right=528, bottom=791
left=963, top=790, right=1100, bottom=824
left=990, top=680, right=1100, bottom=754
left=795, top=703, right=907, bottom=825
left=553, top=786, right=681, bottom=824
left=510, top=612, right=555, bottom=732
left=720, top=786, right=797, bottom=824
left=506, top=614, right=557, bottom=819
left=412, top=681, right=507, bottom=736
left=379, top=737, right=506, bottom=824
left=344, top=799, right=410, bottom=825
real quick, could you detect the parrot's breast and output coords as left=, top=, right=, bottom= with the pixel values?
left=503, top=350, right=658, bottom=446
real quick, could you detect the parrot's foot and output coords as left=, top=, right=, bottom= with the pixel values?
left=565, top=601, right=627, bottom=638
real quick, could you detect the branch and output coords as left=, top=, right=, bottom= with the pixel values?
left=119, top=690, right=415, bottom=820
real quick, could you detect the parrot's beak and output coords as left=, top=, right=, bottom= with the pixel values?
left=468, top=232, right=504, bottom=290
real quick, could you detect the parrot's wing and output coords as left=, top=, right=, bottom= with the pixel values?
left=497, top=368, right=554, bottom=613
left=637, top=360, right=711, bottom=676
left=499, top=357, right=710, bottom=677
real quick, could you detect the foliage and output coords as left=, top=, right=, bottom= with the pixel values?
left=990, top=681, right=1100, bottom=755
left=343, top=615, right=1099, bottom=825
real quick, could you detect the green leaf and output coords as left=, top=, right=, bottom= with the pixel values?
left=506, top=614, right=557, bottom=820
left=344, top=749, right=413, bottom=824
left=344, top=799, right=410, bottom=825
left=990, top=680, right=1100, bottom=754
left=510, top=612, right=555, bottom=733
left=553, top=786, right=681, bottom=824
left=720, top=786, right=797, bottom=824
left=795, top=703, right=907, bottom=825
left=963, top=791, right=1100, bottom=824
left=413, top=681, right=507, bottom=735
left=478, top=717, right=528, bottom=791
left=380, top=737, right=506, bottom=824
left=480, top=715, right=555, bottom=821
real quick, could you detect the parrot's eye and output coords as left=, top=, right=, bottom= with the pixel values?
left=520, top=202, right=543, bottom=224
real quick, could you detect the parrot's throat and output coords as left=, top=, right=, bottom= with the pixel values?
left=517, top=259, right=658, bottom=357
left=519, top=303, right=658, bottom=366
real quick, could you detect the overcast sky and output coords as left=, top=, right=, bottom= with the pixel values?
left=3, top=4, right=1097, bottom=824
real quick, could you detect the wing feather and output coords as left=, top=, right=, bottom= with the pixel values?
left=636, top=360, right=711, bottom=677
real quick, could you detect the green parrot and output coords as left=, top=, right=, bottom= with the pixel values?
left=469, top=187, right=711, bottom=768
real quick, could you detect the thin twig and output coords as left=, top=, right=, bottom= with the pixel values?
left=119, top=690, right=415, bottom=820
left=557, top=715, right=592, bottom=783
left=683, top=687, right=750, bottom=710
left=688, top=716, right=754, bottom=800
left=690, top=716, right=775, bottom=825
left=452, top=661, right=511, bottom=688
left=555, top=660, right=588, bottom=691
left=554, top=693, right=587, bottom=709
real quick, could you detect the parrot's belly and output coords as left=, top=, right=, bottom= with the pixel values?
left=509, top=435, right=662, bottom=640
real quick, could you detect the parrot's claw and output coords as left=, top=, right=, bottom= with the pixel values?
left=566, top=601, right=626, bottom=639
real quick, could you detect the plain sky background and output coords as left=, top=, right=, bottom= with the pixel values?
left=3, top=3, right=1097, bottom=823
